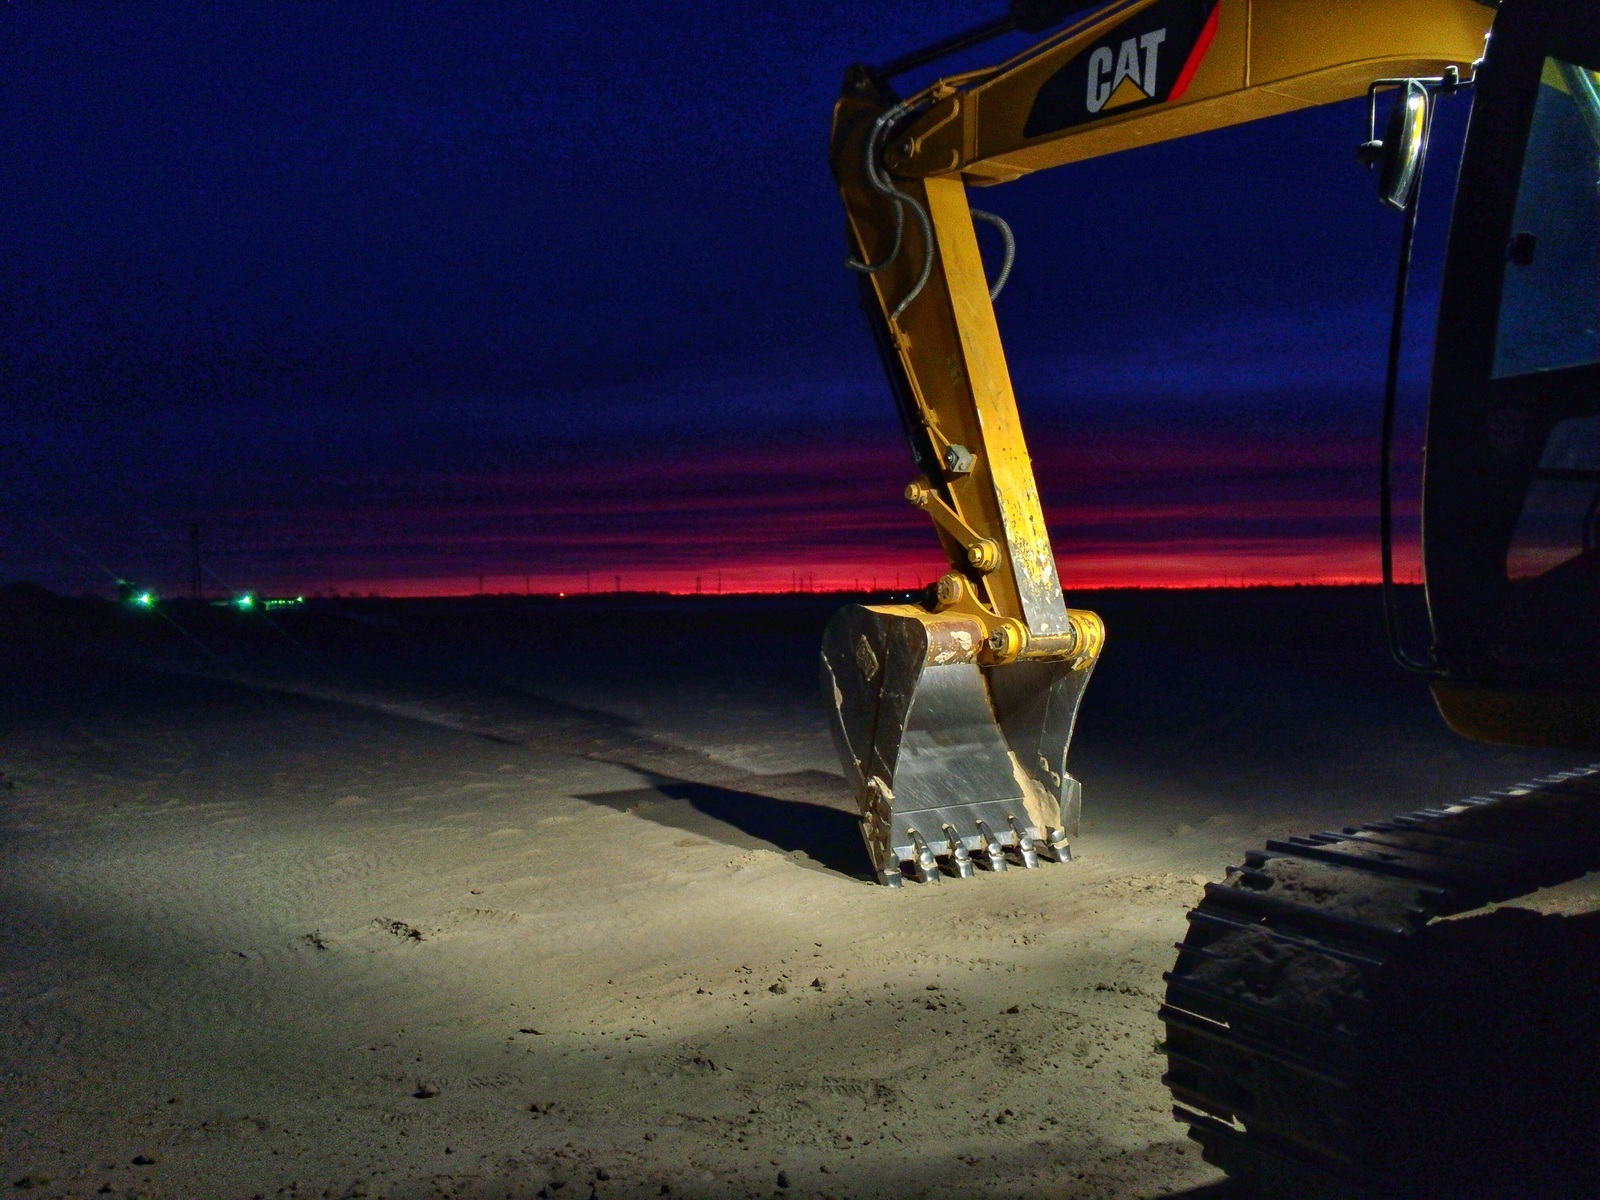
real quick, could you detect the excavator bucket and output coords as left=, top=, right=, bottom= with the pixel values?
left=821, top=603, right=1096, bottom=885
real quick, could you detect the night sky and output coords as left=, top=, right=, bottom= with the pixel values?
left=2, top=1, right=1469, bottom=597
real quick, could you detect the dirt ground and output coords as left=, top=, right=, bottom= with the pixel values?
left=0, top=586, right=1587, bottom=1200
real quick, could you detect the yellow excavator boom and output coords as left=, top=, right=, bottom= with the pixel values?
left=823, top=0, right=1492, bottom=886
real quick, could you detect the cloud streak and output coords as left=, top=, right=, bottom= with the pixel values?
left=16, top=428, right=1414, bottom=597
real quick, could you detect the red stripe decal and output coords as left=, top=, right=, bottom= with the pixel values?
left=1167, top=4, right=1220, bottom=103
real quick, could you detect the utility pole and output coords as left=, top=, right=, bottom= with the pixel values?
left=614, top=574, right=621, bottom=594
left=586, top=570, right=592, bottom=595
left=189, top=522, right=201, bottom=602
left=716, top=570, right=722, bottom=594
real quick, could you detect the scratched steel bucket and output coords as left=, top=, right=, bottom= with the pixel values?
left=820, top=602, right=1095, bottom=885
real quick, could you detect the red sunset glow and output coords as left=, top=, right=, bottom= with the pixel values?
left=242, top=430, right=1415, bottom=598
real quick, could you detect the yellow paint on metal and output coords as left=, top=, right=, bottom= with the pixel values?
left=823, top=0, right=1522, bottom=887
left=832, top=0, right=1491, bottom=665
left=1432, top=681, right=1600, bottom=751
left=884, top=0, right=1490, bottom=183
left=923, top=177, right=1072, bottom=637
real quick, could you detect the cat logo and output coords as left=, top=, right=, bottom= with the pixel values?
left=1087, top=29, right=1167, bottom=114
left=1024, top=0, right=1219, bottom=139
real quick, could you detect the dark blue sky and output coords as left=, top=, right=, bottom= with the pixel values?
left=1, top=1, right=1465, bottom=594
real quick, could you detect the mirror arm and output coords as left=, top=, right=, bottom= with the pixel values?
left=1358, top=67, right=1476, bottom=180
left=1364, top=65, right=1473, bottom=144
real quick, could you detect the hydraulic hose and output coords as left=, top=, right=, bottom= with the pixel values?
left=843, top=105, right=909, bottom=275
left=843, top=101, right=936, bottom=320
left=969, top=208, right=1015, bottom=300
left=845, top=133, right=1017, bottom=313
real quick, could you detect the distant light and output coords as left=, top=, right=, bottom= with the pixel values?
left=131, top=590, right=156, bottom=609
left=234, top=592, right=256, bottom=611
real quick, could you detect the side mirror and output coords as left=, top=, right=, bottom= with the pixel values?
left=1360, top=79, right=1432, bottom=211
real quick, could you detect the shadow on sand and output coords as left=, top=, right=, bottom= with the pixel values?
left=577, top=774, right=872, bottom=880
left=1355, top=906, right=1600, bottom=1199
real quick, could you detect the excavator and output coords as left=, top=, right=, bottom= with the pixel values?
left=822, top=0, right=1598, bottom=1193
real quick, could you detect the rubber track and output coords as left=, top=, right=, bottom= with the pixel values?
left=1160, top=765, right=1600, bottom=1199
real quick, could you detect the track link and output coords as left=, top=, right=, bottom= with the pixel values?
left=1161, top=765, right=1600, bottom=1199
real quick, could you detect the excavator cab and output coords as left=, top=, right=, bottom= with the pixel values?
left=1421, top=0, right=1600, bottom=749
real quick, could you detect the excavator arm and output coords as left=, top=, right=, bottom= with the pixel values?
left=823, top=0, right=1492, bottom=886
left=826, top=3, right=1600, bottom=1193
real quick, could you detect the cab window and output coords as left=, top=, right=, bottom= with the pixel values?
left=1492, top=58, right=1600, bottom=379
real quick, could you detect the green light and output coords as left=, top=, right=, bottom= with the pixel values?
left=235, top=593, right=256, bottom=611
left=133, top=591, right=156, bottom=609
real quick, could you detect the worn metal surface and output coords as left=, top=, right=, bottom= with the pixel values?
left=823, top=0, right=1490, bottom=893
left=922, top=176, right=1073, bottom=639
left=821, top=603, right=1093, bottom=884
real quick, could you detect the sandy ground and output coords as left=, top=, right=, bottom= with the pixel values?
left=0, top=588, right=1588, bottom=1200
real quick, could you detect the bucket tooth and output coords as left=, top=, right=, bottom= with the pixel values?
left=821, top=603, right=1097, bottom=886
left=907, top=829, right=941, bottom=884
left=1040, top=827, right=1073, bottom=863
left=975, top=820, right=1009, bottom=871
left=942, top=824, right=977, bottom=878
left=1008, top=816, right=1041, bottom=869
